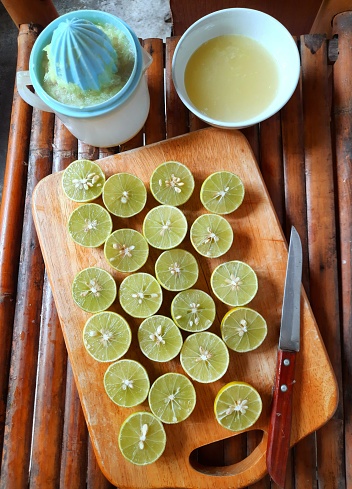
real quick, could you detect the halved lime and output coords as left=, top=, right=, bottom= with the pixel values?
left=104, top=359, right=150, bottom=407
left=148, top=372, right=196, bottom=424
left=118, top=411, right=166, bottom=465
left=142, top=205, right=188, bottom=250
left=200, top=171, right=245, bottom=214
left=68, top=203, right=113, bottom=248
left=214, top=381, right=262, bottom=431
left=190, top=213, right=233, bottom=258
left=102, top=173, right=147, bottom=217
left=210, top=260, right=258, bottom=307
left=180, top=331, right=229, bottom=383
left=171, top=289, right=216, bottom=332
left=155, top=249, right=199, bottom=292
left=138, top=315, right=183, bottom=362
left=83, top=311, right=132, bottom=362
left=150, top=161, right=195, bottom=206
left=221, top=307, right=267, bottom=353
left=119, top=273, right=163, bottom=318
left=62, top=159, right=105, bottom=202
left=71, top=267, right=117, bottom=313
left=104, top=229, right=149, bottom=273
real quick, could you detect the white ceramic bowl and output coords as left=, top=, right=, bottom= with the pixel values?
left=172, top=8, right=300, bottom=129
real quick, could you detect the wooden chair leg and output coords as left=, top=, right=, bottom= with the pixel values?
left=1, top=0, right=58, bottom=28
left=310, top=0, right=352, bottom=35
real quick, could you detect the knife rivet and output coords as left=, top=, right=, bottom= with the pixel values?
left=283, top=359, right=290, bottom=366
left=281, top=384, right=288, bottom=392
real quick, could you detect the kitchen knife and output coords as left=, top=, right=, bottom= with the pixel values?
left=266, top=226, right=303, bottom=488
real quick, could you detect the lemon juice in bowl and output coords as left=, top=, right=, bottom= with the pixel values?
left=184, top=34, right=279, bottom=123
left=172, top=8, right=300, bottom=129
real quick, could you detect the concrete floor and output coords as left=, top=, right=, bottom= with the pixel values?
left=0, top=0, right=172, bottom=197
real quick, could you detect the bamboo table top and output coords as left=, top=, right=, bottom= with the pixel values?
left=0, top=11, right=351, bottom=489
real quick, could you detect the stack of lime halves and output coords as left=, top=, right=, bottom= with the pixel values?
left=62, top=158, right=266, bottom=466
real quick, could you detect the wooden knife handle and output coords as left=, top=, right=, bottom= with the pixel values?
left=266, top=349, right=297, bottom=488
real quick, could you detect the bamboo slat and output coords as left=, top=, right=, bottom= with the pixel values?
left=0, top=108, right=54, bottom=489
left=144, top=38, right=167, bottom=144
left=165, top=37, right=189, bottom=138
left=301, top=34, right=345, bottom=487
left=249, top=112, right=286, bottom=489
left=281, top=71, right=317, bottom=489
left=0, top=24, right=38, bottom=457
left=29, top=274, right=67, bottom=489
left=259, top=113, right=285, bottom=228
left=59, top=363, right=88, bottom=489
left=332, top=11, right=352, bottom=488
left=87, top=439, right=116, bottom=489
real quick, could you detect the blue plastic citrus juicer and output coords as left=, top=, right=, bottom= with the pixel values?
left=48, top=17, right=118, bottom=91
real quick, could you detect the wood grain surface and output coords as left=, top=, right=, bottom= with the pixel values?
left=32, top=127, right=338, bottom=489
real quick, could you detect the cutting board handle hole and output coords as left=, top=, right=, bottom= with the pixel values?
left=189, top=430, right=266, bottom=476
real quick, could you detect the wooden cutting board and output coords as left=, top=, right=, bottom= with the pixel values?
left=32, top=127, right=338, bottom=488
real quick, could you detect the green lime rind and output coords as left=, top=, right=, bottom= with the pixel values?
left=148, top=372, right=196, bottom=424
left=83, top=311, right=132, bottom=362
left=142, top=205, right=188, bottom=250
left=102, top=172, right=147, bottom=217
left=200, top=171, right=245, bottom=214
left=221, top=307, right=267, bottom=353
left=214, top=381, right=262, bottom=432
left=210, top=260, right=258, bottom=307
left=62, top=160, right=105, bottom=202
left=104, top=229, right=149, bottom=273
left=119, top=272, right=163, bottom=318
left=171, top=289, right=216, bottom=332
left=104, top=359, right=150, bottom=408
left=68, top=203, right=113, bottom=248
left=71, top=267, right=117, bottom=313
left=180, top=331, right=229, bottom=383
left=138, top=315, right=183, bottom=362
left=190, top=213, right=233, bottom=258
left=155, top=249, right=199, bottom=292
left=150, top=161, right=195, bottom=206
left=118, top=411, right=166, bottom=465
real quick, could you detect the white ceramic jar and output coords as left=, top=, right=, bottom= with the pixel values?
left=17, top=10, right=152, bottom=148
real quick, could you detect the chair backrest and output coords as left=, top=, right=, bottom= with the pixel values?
left=2, top=0, right=58, bottom=27
left=170, top=0, right=324, bottom=35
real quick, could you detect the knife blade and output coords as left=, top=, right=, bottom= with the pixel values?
left=266, top=226, right=303, bottom=488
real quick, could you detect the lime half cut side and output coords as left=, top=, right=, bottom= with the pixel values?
left=119, top=273, right=163, bottom=318
left=71, top=267, right=117, bottom=313
left=143, top=205, right=188, bottom=250
left=104, top=229, right=149, bottom=273
left=200, top=171, right=245, bottom=214
left=214, top=381, right=262, bottom=432
left=210, top=260, right=258, bottom=307
left=171, top=289, right=216, bottom=332
left=118, top=411, right=166, bottom=465
left=103, top=173, right=147, bottom=218
left=104, top=359, right=150, bottom=408
left=83, top=312, right=132, bottom=362
left=155, top=249, right=199, bottom=292
left=138, top=315, right=183, bottom=362
left=150, top=161, right=195, bottom=206
left=180, top=331, right=229, bottom=383
left=221, top=307, right=267, bottom=352
left=62, top=159, right=105, bottom=202
left=190, top=213, right=233, bottom=258
left=148, top=372, right=196, bottom=424
left=68, top=203, right=113, bottom=247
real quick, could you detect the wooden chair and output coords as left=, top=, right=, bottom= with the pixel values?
left=170, top=0, right=352, bottom=36
left=0, top=1, right=350, bottom=488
